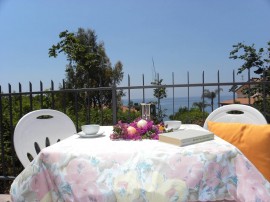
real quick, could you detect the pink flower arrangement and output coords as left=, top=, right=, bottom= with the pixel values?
left=110, top=118, right=164, bottom=140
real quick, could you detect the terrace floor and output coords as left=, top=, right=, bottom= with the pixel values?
left=0, top=194, right=11, bottom=202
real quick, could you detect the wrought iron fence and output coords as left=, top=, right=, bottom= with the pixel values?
left=0, top=70, right=269, bottom=192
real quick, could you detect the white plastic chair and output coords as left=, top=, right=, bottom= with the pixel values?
left=14, top=109, right=77, bottom=167
left=203, top=104, right=267, bottom=129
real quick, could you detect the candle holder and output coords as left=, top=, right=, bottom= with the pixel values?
left=140, top=103, right=151, bottom=120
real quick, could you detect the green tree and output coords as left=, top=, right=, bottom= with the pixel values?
left=169, top=107, right=208, bottom=126
left=229, top=41, right=270, bottom=122
left=229, top=42, right=270, bottom=95
left=49, top=28, right=124, bottom=108
left=151, top=77, right=167, bottom=123
left=192, top=101, right=210, bottom=112
left=202, top=88, right=223, bottom=112
left=229, top=42, right=270, bottom=77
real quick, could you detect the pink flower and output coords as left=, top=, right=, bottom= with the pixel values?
left=234, top=155, right=270, bottom=201
left=40, top=150, right=62, bottom=164
left=110, top=118, right=162, bottom=140
left=205, top=162, right=229, bottom=188
left=167, top=155, right=203, bottom=188
left=65, top=158, right=106, bottom=201
left=30, top=169, right=59, bottom=200
left=65, top=158, right=98, bottom=184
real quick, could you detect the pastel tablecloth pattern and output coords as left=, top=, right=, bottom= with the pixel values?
left=10, top=125, right=270, bottom=202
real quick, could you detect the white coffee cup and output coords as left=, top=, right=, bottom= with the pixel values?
left=81, top=124, right=100, bottom=135
left=164, top=120, right=181, bottom=130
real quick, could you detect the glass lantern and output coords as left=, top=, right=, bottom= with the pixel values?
left=140, top=103, right=151, bottom=120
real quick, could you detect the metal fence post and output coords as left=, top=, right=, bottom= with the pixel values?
left=112, top=83, right=117, bottom=125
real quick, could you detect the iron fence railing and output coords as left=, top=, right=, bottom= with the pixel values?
left=0, top=70, right=270, bottom=192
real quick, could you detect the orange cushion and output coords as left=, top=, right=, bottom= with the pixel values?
left=208, top=121, right=270, bottom=182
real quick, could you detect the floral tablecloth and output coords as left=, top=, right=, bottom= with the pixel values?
left=10, top=125, right=270, bottom=202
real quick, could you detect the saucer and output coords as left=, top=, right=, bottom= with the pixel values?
left=77, top=131, right=104, bottom=138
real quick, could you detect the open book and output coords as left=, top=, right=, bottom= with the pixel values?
left=159, top=129, right=214, bottom=146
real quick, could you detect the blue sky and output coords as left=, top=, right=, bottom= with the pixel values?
left=0, top=0, right=270, bottom=97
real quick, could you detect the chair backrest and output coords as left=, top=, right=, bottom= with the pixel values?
left=14, top=109, right=77, bottom=167
left=203, top=104, right=267, bottom=129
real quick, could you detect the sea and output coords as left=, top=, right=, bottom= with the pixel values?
left=122, top=95, right=233, bottom=121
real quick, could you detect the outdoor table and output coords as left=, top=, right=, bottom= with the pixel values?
left=10, top=125, right=270, bottom=201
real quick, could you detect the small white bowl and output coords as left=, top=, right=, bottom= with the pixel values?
left=81, top=124, right=100, bottom=135
left=164, top=120, right=181, bottom=130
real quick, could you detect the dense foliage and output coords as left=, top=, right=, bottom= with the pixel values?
left=151, top=77, right=167, bottom=123
left=230, top=41, right=270, bottom=121
left=202, top=88, right=223, bottom=112
left=49, top=28, right=124, bottom=108
left=169, top=107, right=209, bottom=127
